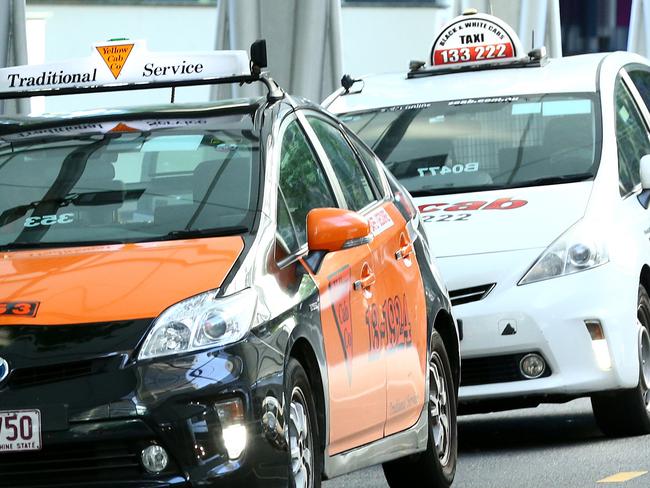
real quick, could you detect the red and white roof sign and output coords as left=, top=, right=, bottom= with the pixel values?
left=430, top=12, right=525, bottom=67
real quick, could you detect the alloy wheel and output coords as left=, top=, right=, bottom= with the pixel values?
left=429, top=351, right=451, bottom=466
left=289, top=386, right=314, bottom=488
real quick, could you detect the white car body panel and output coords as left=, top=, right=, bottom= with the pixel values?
left=419, top=182, right=592, bottom=257
left=327, top=50, right=650, bottom=405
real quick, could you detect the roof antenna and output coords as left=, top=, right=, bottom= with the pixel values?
left=531, top=30, right=535, bottom=50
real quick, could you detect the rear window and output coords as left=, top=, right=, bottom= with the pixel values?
left=0, top=113, right=259, bottom=251
left=340, top=93, right=600, bottom=196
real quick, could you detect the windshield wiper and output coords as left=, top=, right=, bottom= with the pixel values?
left=0, top=239, right=128, bottom=252
left=158, top=226, right=249, bottom=241
left=516, top=173, right=594, bottom=187
left=409, top=184, right=508, bottom=197
left=408, top=173, right=594, bottom=198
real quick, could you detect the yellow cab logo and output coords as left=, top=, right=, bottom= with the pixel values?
left=96, top=44, right=134, bottom=79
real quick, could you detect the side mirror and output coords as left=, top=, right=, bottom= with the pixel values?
left=307, top=208, right=372, bottom=252
left=639, top=155, right=650, bottom=209
left=641, top=155, right=650, bottom=190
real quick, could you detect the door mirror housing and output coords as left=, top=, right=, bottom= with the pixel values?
left=639, top=155, right=650, bottom=209
left=641, top=155, right=650, bottom=190
left=307, top=208, right=372, bottom=252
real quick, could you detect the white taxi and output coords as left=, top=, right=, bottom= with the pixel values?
left=326, top=10, right=650, bottom=436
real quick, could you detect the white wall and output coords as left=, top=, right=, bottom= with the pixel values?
left=340, top=6, right=454, bottom=76
left=24, top=2, right=453, bottom=113
left=25, top=3, right=219, bottom=113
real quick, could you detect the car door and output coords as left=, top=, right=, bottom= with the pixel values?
left=616, top=71, right=650, bottom=245
left=275, top=114, right=386, bottom=456
left=304, top=112, right=428, bottom=438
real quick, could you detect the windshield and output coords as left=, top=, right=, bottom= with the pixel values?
left=0, top=113, right=259, bottom=251
left=340, top=93, right=601, bottom=196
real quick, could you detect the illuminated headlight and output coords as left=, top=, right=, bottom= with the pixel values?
left=519, top=219, right=608, bottom=285
left=138, top=288, right=257, bottom=360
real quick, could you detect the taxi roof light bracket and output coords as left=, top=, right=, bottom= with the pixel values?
left=406, top=47, right=549, bottom=79
left=0, top=39, right=284, bottom=103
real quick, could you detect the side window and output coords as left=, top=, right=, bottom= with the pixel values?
left=616, top=79, right=650, bottom=196
left=278, top=120, right=336, bottom=250
left=347, top=133, right=387, bottom=198
left=276, top=189, right=299, bottom=255
left=628, top=69, right=650, bottom=112
left=308, top=117, right=376, bottom=211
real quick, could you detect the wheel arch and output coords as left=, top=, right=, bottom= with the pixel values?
left=640, top=265, right=650, bottom=294
left=433, top=309, right=460, bottom=392
left=289, top=337, right=327, bottom=453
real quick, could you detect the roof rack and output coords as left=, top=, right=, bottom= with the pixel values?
left=0, top=39, right=283, bottom=103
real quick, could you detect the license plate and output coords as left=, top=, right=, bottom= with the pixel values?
left=0, top=410, right=41, bottom=452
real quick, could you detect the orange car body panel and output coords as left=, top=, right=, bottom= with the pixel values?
left=313, top=243, right=387, bottom=456
left=369, top=203, right=427, bottom=436
left=0, top=236, right=244, bottom=325
left=313, top=201, right=427, bottom=456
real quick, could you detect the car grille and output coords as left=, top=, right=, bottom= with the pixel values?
left=0, top=440, right=178, bottom=487
left=461, top=352, right=552, bottom=387
left=8, top=360, right=95, bottom=388
left=449, top=283, right=496, bottom=306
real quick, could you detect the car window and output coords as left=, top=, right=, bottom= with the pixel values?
left=628, top=69, right=650, bottom=113
left=340, top=93, right=600, bottom=197
left=307, top=116, right=376, bottom=211
left=347, top=132, right=387, bottom=198
left=278, top=119, right=336, bottom=248
left=0, top=114, right=259, bottom=250
left=276, top=188, right=300, bottom=255
left=615, top=79, right=650, bottom=196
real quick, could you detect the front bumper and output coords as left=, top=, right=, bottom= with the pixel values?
left=438, top=251, right=641, bottom=404
left=0, top=330, right=288, bottom=488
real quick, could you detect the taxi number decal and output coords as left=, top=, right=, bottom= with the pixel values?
left=24, top=213, right=74, bottom=228
left=328, top=267, right=353, bottom=382
left=0, top=302, right=40, bottom=317
left=422, top=213, right=471, bottom=223
left=434, top=43, right=513, bottom=65
left=417, top=163, right=479, bottom=177
left=365, top=294, right=412, bottom=357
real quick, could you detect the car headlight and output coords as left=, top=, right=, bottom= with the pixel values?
left=138, top=288, right=257, bottom=360
left=519, top=219, right=608, bottom=285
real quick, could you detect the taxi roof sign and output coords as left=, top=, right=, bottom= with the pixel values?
left=430, top=11, right=527, bottom=68
left=0, top=39, right=282, bottom=101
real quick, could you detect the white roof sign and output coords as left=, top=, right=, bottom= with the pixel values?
left=430, top=12, right=526, bottom=67
left=0, top=39, right=251, bottom=96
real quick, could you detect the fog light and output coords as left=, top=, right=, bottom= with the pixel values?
left=215, top=398, right=247, bottom=459
left=585, top=320, right=611, bottom=370
left=520, top=353, right=546, bottom=379
left=222, top=424, right=247, bottom=459
left=141, top=445, right=169, bottom=474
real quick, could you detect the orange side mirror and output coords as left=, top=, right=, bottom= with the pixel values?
left=307, top=208, right=372, bottom=252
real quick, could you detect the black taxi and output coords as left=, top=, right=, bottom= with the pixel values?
left=0, top=40, right=459, bottom=487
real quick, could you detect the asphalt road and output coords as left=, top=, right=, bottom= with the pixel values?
left=324, top=399, right=650, bottom=488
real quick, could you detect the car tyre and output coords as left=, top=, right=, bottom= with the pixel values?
left=382, top=330, right=458, bottom=488
left=591, top=285, right=650, bottom=437
left=287, top=358, right=322, bottom=488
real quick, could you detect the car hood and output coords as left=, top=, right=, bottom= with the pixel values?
left=0, top=236, right=244, bottom=325
left=416, top=181, right=593, bottom=257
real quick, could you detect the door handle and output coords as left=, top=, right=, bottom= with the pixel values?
left=354, top=264, right=376, bottom=291
left=395, top=233, right=414, bottom=260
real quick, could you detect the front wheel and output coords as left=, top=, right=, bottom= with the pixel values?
left=382, top=330, right=458, bottom=488
left=591, top=285, right=650, bottom=437
left=286, top=358, right=321, bottom=488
